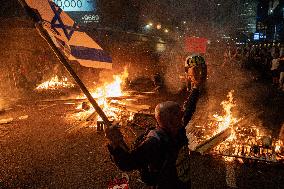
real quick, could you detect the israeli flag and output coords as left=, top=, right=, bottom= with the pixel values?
left=24, top=0, right=112, bottom=69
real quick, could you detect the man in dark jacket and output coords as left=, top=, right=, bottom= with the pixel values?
left=105, top=65, right=205, bottom=189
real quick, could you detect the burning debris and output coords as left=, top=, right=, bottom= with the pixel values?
left=68, top=71, right=284, bottom=163
left=0, top=118, right=13, bottom=125
left=188, top=90, right=284, bottom=163
left=35, top=75, right=75, bottom=90
left=69, top=68, right=143, bottom=131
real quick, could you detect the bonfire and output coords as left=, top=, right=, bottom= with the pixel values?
left=71, top=68, right=134, bottom=129
left=188, top=90, right=284, bottom=162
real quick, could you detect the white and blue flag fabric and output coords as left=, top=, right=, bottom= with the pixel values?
left=24, top=0, right=112, bottom=69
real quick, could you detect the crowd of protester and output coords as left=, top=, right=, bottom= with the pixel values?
left=223, top=44, right=284, bottom=91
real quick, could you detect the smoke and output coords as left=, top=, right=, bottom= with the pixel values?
left=98, top=68, right=126, bottom=84
left=0, top=87, right=19, bottom=110
left=202, top=60, right=256, bottom=115
left=158, top=41, right=185, bottom=94
left=192, top=52, right=283, bottom=137
left=0, top=63, right=22, bottom=106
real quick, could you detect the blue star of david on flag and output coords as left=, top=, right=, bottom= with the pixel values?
left=48, top=0, right=76, bottom=40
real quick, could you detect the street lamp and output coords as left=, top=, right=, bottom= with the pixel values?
left=156, top=24, right=162, bottom=30
left=145, top=24, right=151, bottom=29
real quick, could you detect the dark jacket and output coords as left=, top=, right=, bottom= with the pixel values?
left=108, top=88, right=200, bottom=189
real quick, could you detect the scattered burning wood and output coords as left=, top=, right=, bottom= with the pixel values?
left=36, top=95, right=148, bottom=104
left=35, top=75, right=75, bottom=90
left=188, top=90, right=284, bottom=163
left=193, top=127, right=232, bottom=154
left=61, top=69, right=284, bottom=164
left=85, top=111, right=98, bottom=121
left=0, top=118, right=13, bottom=125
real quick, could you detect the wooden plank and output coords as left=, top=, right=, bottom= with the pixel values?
left=194, top=127, right=232, bottom=154
left=110, top=102, right=154, bottom=115
left=35, top=95, right=147, bottom=103
left=0, top=118, right=13, bottom=125
left=188, top=111, right=265, bottom=154
left=85, top=111, right=98, bottom=121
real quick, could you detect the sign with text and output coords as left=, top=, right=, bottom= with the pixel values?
left=53, top=0, right=100, bottom=24
left=54, top=0, right=96, bottom=12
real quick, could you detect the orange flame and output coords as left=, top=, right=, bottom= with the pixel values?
left=213, top=90, right=238, bottom=139
left=275, top=140, right=283, bottom=153
left=74, top=68, right=129, bottom=124
left=190, top=90, right=284, bottom=161
left=214, top=91, right=284, bottom=161
left=36, top=75, right=74, bottom=90
left=90, top=68, right=129, bottom=98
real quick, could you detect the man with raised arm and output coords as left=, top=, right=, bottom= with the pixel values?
left=105, top=60, right=206, bottom=189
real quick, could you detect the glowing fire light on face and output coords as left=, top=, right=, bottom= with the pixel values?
left=36, top=75, right=75, bottom=90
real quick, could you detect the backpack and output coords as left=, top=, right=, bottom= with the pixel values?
left=131, top=128, right=170, bottom=186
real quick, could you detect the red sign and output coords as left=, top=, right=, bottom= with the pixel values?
left=185, top=37, right=208, bottom=54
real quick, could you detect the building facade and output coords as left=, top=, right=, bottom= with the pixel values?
left=236, top=0, right=258, bottom=43
left=256, top=0, right=284, bottom=42
left=53, top=0, right=140, bottom=32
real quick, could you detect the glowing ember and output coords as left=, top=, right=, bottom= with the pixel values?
left=275, top=140, right=283, bottom=153
left=36, top=75, right=75, bottom=90
left=128, top=112, right=135, bottom=121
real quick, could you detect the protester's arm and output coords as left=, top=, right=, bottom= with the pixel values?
left=107, top=136, right=160, bottom=171
left=105, top=125, right=161, bottom=171
left=182, top=88, right=199, bottom=126
left=182, top=64, right=205, bottom=126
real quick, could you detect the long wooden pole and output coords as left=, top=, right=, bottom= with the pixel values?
left=19, top=0, right=111, bottom=127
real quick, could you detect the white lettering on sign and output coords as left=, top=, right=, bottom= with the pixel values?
left=82, top=14, right=100, bottom=23
left=54, top=0, right=96, bottom=12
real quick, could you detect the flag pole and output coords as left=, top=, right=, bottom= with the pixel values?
left=19, top=0, right=111, bottom=127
